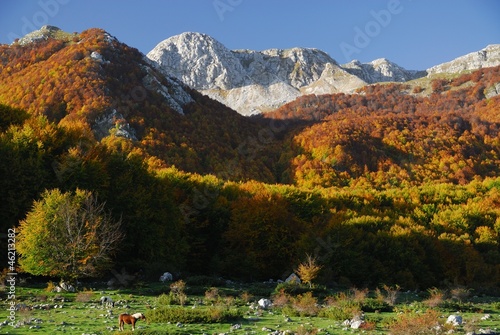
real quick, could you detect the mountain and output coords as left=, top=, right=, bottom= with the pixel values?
left=2, top=26, right=500, bottom=287
left=147, top=32, right=368, bottom=115
left=147, top=32, right=428, bottom=115
left=148, top=33, right=500, bottom=115
left=342, top=58, right=426, bottom=83
left=427, top=44, right=500, bottom=75
left=0, top=26, right=276, bottom=181
left=263, top=66, right=500, bottom=188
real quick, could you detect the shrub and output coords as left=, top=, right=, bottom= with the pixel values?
left=291, top=291, right=319, bottom=316
left=274, top=282, right=309, bottom=295
left=320, top=291, right=362, bottom=320
left=75, top=289, right=94, bottom=303
left=295, top=324, right=318, bottom=335
left=450, top=287, right=471, bottom=303
left=272, top=289, right=291, bottom=308
left=423, top=287, right=445, bottom=308
left=204, top=287, right=220, bottom=304
left=113, top=330, right=186, bottom=335
left=388, top=309, right=443, bottom=335
left=351, top=287, right=369, bottom=304
left=156, top=292, right=175, bottom=306
left=319, top=305, right=360, bottom=321
left=376, top=284, right=400, bottom=306
left=46, top=281, right=56, bottom=293
left=412, top=86, right=424, bottom=94
left=146, top=306, right=242, bottom=324
left=240, top=291, right=253, bottom=303
left=394, top=301, right=428, bottom=314
left=361, top=298, right=392, bottom=312
left=170, top=280, right=187, bottom=306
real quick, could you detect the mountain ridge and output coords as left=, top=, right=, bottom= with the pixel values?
left=427, top=44, right=500, bottom=75
left=147, top=32, right=368, bottom=115
left=147, top=32, right=500, bottom=115
left=0, top=27, right=277, bottom=181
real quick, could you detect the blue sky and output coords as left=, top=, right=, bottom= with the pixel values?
left=0, top=0, right=499, bottom=70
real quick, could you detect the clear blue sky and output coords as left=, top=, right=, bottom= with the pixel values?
left=0, top=0, right=499, bottom=70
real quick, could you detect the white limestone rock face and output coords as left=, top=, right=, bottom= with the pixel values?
left=343, top=58, right=425, bottom=83
left=148, top=32, right=500, bottom=115
left=147, top=32, right=246, bottom=90
left=147, top=32, right=368, bottom=115
left=427, top=44, right=500, bottom=75
left=16, top=25, right=62, bottom=45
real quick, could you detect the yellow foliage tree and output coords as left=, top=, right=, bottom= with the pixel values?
left=297, top=254, right=322, bottom=288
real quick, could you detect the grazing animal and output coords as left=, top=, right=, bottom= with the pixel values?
left=100, top=296, right=114, bottom=308
left=119, top=312, right=146, bottom=331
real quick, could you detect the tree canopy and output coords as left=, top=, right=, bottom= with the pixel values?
left=16, top=188, right=122, bottom=282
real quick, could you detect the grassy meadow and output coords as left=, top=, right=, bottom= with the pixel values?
left=1, top=279, right=500, bottom=335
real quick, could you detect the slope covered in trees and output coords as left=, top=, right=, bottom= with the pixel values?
left=1, top=28, right=500, bottom=290
left=264, top=66, right=500, bottom=188
left=0, top=28, right=276, bottom=182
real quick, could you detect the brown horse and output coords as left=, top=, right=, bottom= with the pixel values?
left=118, top=312, right=146, bottom=331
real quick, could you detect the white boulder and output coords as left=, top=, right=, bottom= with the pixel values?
left=285, top=273, right=301, bottom=284
left=258, top=298, right=272, bottom=309
left=446, top=314, right=463, bottom=326
left=159, top=272, right=173, bottom=282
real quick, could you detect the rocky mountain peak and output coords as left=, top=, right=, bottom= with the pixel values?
left=148, top=32, right=246, bottom=90
left=147, top=32, right=498, bottom=115
left=343, top=58, right=424, bottom=83
left=147, top=32, right=367, bottom=115
left=16, top=25, right=64, bottom=45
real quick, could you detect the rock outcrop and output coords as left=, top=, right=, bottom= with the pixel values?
left=427, top=44, right=500, bottom=75
left=343, top=58, right=425, bottom=83
left=148, top=33, right=500, bottom=115
left=147, top=32, right=367, bottom=115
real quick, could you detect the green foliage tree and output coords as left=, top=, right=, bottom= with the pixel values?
left=17, top=188, right=123, bottom=282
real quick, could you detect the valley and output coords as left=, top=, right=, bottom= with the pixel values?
left=0, top=26, right=500, bottom=334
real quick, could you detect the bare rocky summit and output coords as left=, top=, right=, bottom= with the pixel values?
left=342, top=58, right=426, bottom=84
left=147, top=32, right=368, bottom=115
left=148, top=33, right=500, bottom=115
left=427, top=44, right=500, bottom=75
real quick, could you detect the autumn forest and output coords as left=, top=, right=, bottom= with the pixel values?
left=1, top=28, right=500, bottom=290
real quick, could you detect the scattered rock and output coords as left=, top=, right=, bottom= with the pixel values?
left=258, top=298, right=272, bottom=309
left=93, top=109, right=138, bottom=141
left=350, top=320, right=365, bottom=329
left=230, top=323, right=242, bottom=330
left=481, top=314, right=492, bottom=320
left=159, top=272, right=173, bottom=282
left=446, top=314, right=463, bottom=326
left=285, top=273, right=301, bottom=284
left=485, top=83, right=500, bottom=99
left=90, top=51, right=104, bottom=62
left=59, top=281, right=75, bottom=292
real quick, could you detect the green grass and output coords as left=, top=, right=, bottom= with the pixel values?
left=1, top=283, right=500, bottom=334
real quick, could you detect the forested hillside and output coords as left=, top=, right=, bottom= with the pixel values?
left=1, top=28, right=500, bottom=290
left=0, top=28, right=276, bottom=182
left=264, top=67, right=500, bottom=188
